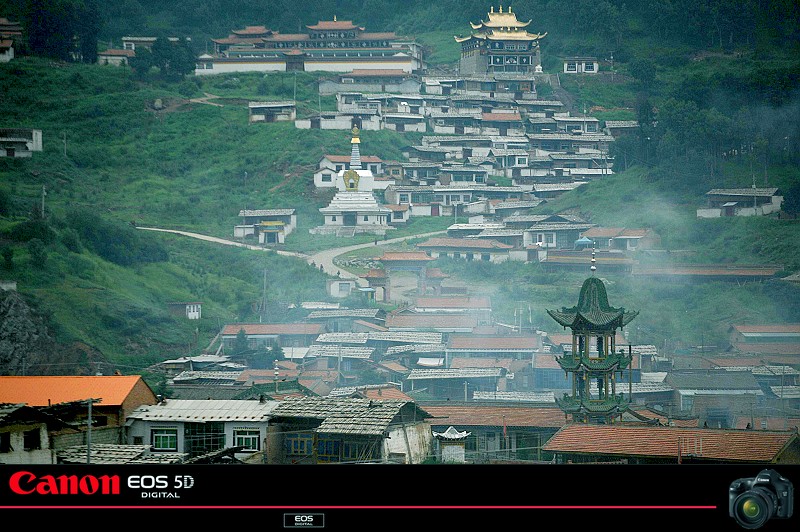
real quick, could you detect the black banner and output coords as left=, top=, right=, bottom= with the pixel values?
left=0, top=464, right=797, bottom=531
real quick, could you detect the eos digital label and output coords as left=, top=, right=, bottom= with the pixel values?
left=283, top=513, right=325, bottom=528
left=126, top=474, right=195, bottom=499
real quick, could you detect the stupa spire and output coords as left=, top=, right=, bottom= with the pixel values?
left=350, top=125, right=362, bottom=170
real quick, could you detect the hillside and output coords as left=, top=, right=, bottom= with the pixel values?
left=0, top=1, right=799, bottom=379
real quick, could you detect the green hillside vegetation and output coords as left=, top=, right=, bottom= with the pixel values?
left=0, top=0, right=799, bottom=380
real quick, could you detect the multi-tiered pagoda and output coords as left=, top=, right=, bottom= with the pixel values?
left=547, top=252, right=638, bottom=424
left=455, top=5, right=547, bottom=75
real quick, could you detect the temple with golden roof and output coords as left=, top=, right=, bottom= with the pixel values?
left=455, top=5, right=546, bottom=75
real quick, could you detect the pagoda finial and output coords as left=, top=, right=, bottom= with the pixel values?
left=499, top=5, right=503, bottom=13
left=590, top=246, right=597, bottom=275
left=491, top=6, right=494, bottom=13
left=334, top=15, right=337, bottom=21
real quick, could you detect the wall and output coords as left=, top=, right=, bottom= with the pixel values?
left=383, top=422, right=434, bottom=464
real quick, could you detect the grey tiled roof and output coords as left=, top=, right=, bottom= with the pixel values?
left=270, top=396, right=431, bottom=436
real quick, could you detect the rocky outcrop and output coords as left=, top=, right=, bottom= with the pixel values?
left=0, top=289, right=109, bottom=375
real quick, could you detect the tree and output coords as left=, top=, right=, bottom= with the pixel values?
left=269, top=344, right=285, bottom=361
left=23, top=0, right=102, bottom=62
left=233, top=328, right=248, bottom=354
left=74, top=0, right=102, bottom=63
left=1, top=247, right=13, bottom=270
left=628, top=58, right=656, bottom=90
left=27, top=238, right=47, bottom=267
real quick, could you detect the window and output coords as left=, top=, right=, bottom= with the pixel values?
left=0, top=432, right=11, bottom=453
left=566, top=62, right=577, bottom=72
left=331, top=216, right=337, bottom=222
left=317, top=438, right=341, bottom=463
left=132, top=436, right=143, bottom=445
left=23, top=429, right=41, bottom=451
left=285, top=432, right=313, bottom=456
left=321, top=173, right=332, bottom=182
left=584, top=62, right=595, bottom=72
left=481, top=253, right=491, bottom=261
left=234, top=429, right=261, bottom=452
left=151, top=428, right=178, bottom=451
left=399, top=194, right=409, bottom=203
left=363, top=215, right=369, bottom=221
left=184, top=422, right=225, bottom=457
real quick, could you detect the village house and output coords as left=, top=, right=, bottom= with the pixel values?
left=543, top=424, right=800, bottom=464
left=125, top=398, right=278, bottom=461
left=726, top=324, right=800, bottom=358
left=197, top=19, right=424, bottom=76
left=167, top=301, right=202, bottom=320
left=580, top=226, right=661, bottom=251
left=234, top=208, right=297, bottom=244
left=314, top=153, right=384, bottom=188
left=267, top=396, right=434, bottom=464
left=0, top=404, right=76, bottom=465
left=220, top=323, right=325, bottom=351
left=248, top=101, right=296, bottom=122
left=97, top=48, right=136, bottom=66
left=0, top=128, right=43, bottom=158
left=0, top=39, right=13, bottom=62
left=423, top=403, right=566, bottom=463
left=665, top=369, right=764, bottom=428
left=562, top=56, right=599, bottom=74
left=416, top=236, right=514, bottom=263
left=319, top=69, right=421, bottom=95
left=697, top=187, right=784, bottom=218
left=0, top=375, right=159, bottom=455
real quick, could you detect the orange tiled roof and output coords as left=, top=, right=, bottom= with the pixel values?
left=542, top=424, right=799, bottom=462
left=733, top=416, right=800, bottom=431
left=423, top=404, right=567, bottom=428
left=360, top=386, right=414, bottom=401
left=0, top=376, right=148, bottom=407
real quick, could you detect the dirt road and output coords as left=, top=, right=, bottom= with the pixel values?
left=137, top=227, right=446, bottom=288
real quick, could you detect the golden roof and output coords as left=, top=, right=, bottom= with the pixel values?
left=471, top=5, right=532, bottom=29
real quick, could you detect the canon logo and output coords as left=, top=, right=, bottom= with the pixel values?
left=9, top=471, right=121, bottom=495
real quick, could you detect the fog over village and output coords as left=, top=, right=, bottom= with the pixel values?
left=0, top=0, right=799, bottom=476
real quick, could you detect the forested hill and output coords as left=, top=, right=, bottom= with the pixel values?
left=2, top=0, right=799, bottom=61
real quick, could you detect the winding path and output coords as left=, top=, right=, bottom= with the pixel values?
left=137, top=226, right=446, bottom=286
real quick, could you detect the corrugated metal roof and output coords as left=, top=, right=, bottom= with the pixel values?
left=126, top=399, right=278, bottom=422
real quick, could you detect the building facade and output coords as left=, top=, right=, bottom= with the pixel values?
left=455, top=6, right=546, bottom=75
